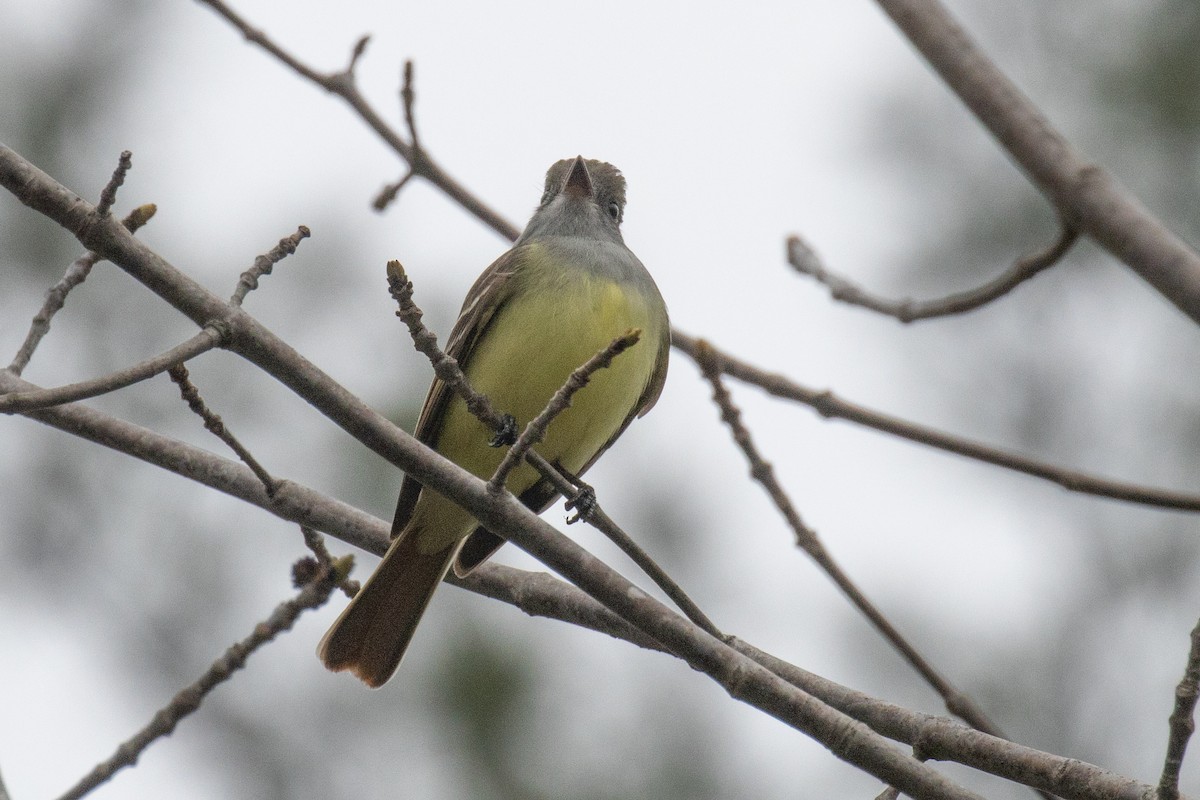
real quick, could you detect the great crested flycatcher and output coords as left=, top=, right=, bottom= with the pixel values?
left=318, top=156, right=670, bottom=687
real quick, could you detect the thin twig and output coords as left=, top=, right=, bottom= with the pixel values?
left=386, top=260, right=507, bottom=429
left=0, top=764, right=10, bottom=800
left=54, top=559, right=343, bottom=800
left=197, top=0, right=520, bottom=240
left=401, top=59, right=420, bottom=154
left=386, top=260, right=721, bottom=637
left=95, top=150, right=132, bottom=217
left=786, top=223, right=1079, bottom=322
left=371, top=61, right=422, bottom=213
left=1158, top=619, right=1200, bottom=800
left=674, top=331, right=1200, bottom=514
left=230, top=225, right=310, bottom=305
left=488, top=329, right=642, bottom=494
left=167, top=363, right=279, bottom=495
left=372, top=170, right=414, bottom=211
left=299, top=525, right=359, bottom=599
left=693, top=340, right=1031, bottom=758
left=0, top=328, right=222, bottom=413
left=7, top=203, right=156, bottom=376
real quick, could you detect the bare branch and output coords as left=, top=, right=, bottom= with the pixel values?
left=166, top=362, right=277, bottom=493
left=401, top=59, right=420, bottom=155
left=875, top=0, right=1200, bottom=325
left=675, top=331, right=1200, bottom=514
left=2, top=363, right=1171, bottom=799
left=372, top=170, right=414, bottom=211
left=371, top=61, right=423, bottom=213
left=298, top=526, right=359, bottom=599
left=95, top=149, right=132, bottom=217
left=196, top=0, right=520, bottom=240
left=168, top=363, right=279, bottom=495
left=7, top=203, right=156, bottom=376
left=1, top=328, right=221, bottom=414
left=1159, top=619, right=1200, bottom=800
left=230, top=225, right=310, bottom=306
left=488, top=329, right=642, bottom=493
left=54, top=558, right=343, bottom=800
left=12, top=147, right=924, bottom=789
left=693, top=340, right=1018, bottom=748
left=786, top=224, right=1079, bottom=322
left=386, top=259, right=509, bottom=430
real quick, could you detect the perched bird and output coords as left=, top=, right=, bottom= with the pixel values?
left=318, top=156, right=670, bottom=687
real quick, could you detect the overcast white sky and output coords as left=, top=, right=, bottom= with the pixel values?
left=4, top=1, right=1196, bottom=798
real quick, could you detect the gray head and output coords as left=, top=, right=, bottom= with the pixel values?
left=516, top=156, right=628, bottom=245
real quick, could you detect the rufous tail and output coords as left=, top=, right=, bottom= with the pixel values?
left=318, top=528, right=457, bottom=688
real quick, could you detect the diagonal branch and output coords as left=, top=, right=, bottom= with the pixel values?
left=694, top=340, right=1055, bottom=800
left=875, top=0, right=1200, bottom=326
left=0, top=144, right=985, bottom=800
left=674, top=331, right=1200, bottom=514
left=3, top=363, right=1169, bottom=800
left=695, top=345, right=1002, bottom=728
left=488, top=329, right=642, bottom=494
left=168, top=362, right=279, bottom=495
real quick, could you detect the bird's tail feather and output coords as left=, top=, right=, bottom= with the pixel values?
left=317, top=527, right=457, bottom=688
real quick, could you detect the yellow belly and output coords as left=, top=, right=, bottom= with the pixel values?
left=410, top=265, right=663, bottom=553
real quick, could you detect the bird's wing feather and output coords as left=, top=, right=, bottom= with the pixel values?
left=391, top=249, right=523, bottom=534
left=454, top=321, right=670, bottom=575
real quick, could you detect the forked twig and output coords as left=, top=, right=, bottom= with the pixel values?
left=196, top=0, right=519, bottom=239
left=8, top=203, right=156, bottom=376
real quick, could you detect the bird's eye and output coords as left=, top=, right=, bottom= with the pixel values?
left=607, top=201, right=621, bottom=221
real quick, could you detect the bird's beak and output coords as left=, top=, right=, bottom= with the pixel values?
left=562, top=155, right=594, bottom=199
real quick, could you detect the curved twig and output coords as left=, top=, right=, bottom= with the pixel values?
left=786, top=224, right=1079, bottom=322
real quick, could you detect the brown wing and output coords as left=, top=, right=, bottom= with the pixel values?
left=391, top=249, right=524, bottom=534
left=454, top=320, right=671, bottom=575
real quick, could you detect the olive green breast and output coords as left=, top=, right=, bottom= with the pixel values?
left=409, top=239, right=667, bottom=553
